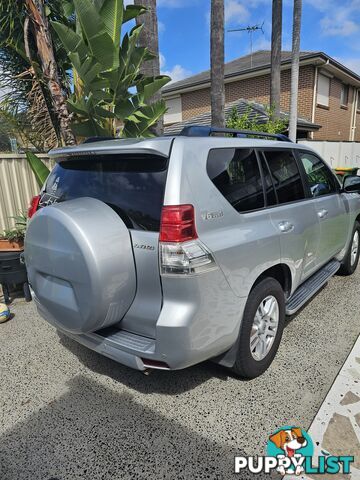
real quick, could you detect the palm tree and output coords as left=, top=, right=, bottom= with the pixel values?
left=210, top=0, right=225, bottom=128
left=0, top=0, right=72, bottom=149
left=270, top=0, right=282, bottom=119
left=24, top=0, right=76, bottom=145
left=288, top=0, right=302, bottom=142
left=134, top=0, right=163, bottom=136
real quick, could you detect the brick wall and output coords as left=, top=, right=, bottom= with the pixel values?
left=313, top=78, right=354, bottom=141
left=226, top=65, right=315, bottom=121
left=180, top=65, right=315, bottom=122
left=181, top=88, right=211, bottom=120
left=178, top=65, right=360, bottom=140
left=355, top=112, right=360, bottom=141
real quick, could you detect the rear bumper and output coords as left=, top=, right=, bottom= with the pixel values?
left=36, top=298, right=245, bottom=371
left=33, top=274, right=246, bottom=371
left=63, top=328, right=155, bottom=371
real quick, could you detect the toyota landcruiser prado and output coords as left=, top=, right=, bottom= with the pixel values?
left=24, top=127, right=360, bottom=378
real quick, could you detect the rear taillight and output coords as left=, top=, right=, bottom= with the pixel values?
left=28, top=195, right=40, bottom=219
left=159, top=204, right=217, bottom=276
left=159, top=205, right=197, bottom=242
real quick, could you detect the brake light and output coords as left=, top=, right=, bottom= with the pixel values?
left=28, top=195, right=40, bottom=219
left=160, top=205, right=197, bottom=242
left=159, top=204, right=217, bottom=276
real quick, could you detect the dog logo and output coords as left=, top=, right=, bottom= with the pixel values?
left=267, top=426, right=313, bottom=476
left=235, top=425, right=353, bottom=476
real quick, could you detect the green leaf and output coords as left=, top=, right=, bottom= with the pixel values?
left=25, top=152, right=51, bottom=188
left=73, top=0, right=104, bottom=42
left=51, top=21, right=88, bottom=60
left=79, top=60, right=102, bottom=84
left=88, top=31, right=115, bottom=69
left=71, top=119, right=110, bottom=137
left=123, top=5, right=147, bottom=24
left=62, top=1, right=75, bottom=17
left=126, top=114, right=142, bottom=123
left=143, top=75, right=171, bottom=101
left=67, top=97, right=89, bottom=116
left=114, top=99, right=135, bottom=118
left=100, top=0, right=123, bottom=46
left=94, top=106, right=116, bottom=118
left=123, top=101, right=167, bottom=137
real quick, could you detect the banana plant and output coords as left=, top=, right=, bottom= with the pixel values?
left=51, top=0, right=170, bottom=138
left=25, top=152, right=50, bottom=188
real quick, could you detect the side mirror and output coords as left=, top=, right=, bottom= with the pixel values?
left=343, top=175, right=360, bottom=193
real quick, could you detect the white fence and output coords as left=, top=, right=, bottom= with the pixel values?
left=0, top=154, right=52, bottom=232
left=299, top=141, right=360, bottom=168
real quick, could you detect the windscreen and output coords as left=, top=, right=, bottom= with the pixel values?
left=41, top=154, right=168, bottom=231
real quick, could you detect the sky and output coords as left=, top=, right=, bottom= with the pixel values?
left=145, top=0, right=360, bottom=84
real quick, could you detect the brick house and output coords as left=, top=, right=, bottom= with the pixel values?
left=162, top=50, right=360, bottom=141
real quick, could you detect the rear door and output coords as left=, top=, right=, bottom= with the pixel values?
left=39, top=153, right=169, bottom=338
left=296, top=150, right=349, bottom=266
left=261, top=148, right=321, bottom=287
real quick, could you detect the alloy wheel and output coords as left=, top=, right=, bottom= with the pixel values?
left=351, top=230, right=359, bottom=267
left=250, top=295, right=279, bottom=361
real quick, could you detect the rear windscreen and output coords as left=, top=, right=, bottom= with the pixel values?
left=42, top=154, right=168, bottom=231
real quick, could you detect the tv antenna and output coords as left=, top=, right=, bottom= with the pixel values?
left=228, top=22, right=265, bottom=68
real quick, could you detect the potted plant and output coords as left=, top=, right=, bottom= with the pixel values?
left=0, top=227, right=25, bottom=251
left=0, top=214, right=31, bottom=303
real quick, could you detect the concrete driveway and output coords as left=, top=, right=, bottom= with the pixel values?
left=0, top=267, right=359, bottom=480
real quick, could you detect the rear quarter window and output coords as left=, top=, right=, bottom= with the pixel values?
left=207, top=148, right=265, bottom=213
left=42, top=154, right=168, bottom=231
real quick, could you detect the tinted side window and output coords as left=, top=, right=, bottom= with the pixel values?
left=207, top=148, right=265, bottom=212
left=298, top=152, right=337, bottom=197
left=263, top=150, right=305, bottom=204
left=259, top=155, right=277, bottom=207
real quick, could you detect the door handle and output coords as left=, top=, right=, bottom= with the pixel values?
left=278, top=221, right=295, bottom=233
left=318, top=209, right=328, bottom=219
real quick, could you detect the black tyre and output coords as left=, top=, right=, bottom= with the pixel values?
left=338, top=221, right=360, bottom=276
left=2, top=284, right=10, bottom=304
left=23, top=282, right=32, bottom=302
left=232, top=278, right=285, bottom=379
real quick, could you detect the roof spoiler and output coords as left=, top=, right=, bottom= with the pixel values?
left=179, top=125, right=292, bottom=142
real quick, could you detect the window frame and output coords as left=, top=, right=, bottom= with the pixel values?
left=316, top=73, right=331, bottom=108
left=206, top=147, right=269, bottom=215
left=257, top=150, right=279, bottom=206
left=206, top=146, right=339, bottom=216
left=340, top=83, right=349, bottom=108
left=258, top=147, right=310, bottom=207
left=293, top=149, right=341, bottom=199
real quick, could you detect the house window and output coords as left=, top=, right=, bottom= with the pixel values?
left=340, top=84, right=349, bottom=107
left=317, top=74, right=330, bottom=107
left=164, top=97, right=182, bottom=125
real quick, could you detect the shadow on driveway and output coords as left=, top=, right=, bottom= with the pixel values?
left=0, top=374, right=274, bottom=480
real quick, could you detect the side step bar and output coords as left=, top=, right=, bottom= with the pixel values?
left=286, top=259, right=340, bottom=315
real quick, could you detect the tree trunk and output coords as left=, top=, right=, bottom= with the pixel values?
left=288, top=0, right=302, bottom=142
left=270, top=0, right=282, bottom=119
left=25, top=0, right=76, bottom=146
left=134, top=0, right=163, bottom=136
left=210, top=0, right=225, bottom=128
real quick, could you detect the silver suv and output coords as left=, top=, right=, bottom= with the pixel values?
left=25, top=127, right=360, bottom=378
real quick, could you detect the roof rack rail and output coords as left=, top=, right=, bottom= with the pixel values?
left=179, top=125, right=292, bottom=142
left=82, top=136, right=116, bottom=144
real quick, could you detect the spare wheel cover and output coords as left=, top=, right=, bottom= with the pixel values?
left=25, top=197, right=136, bottom=334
